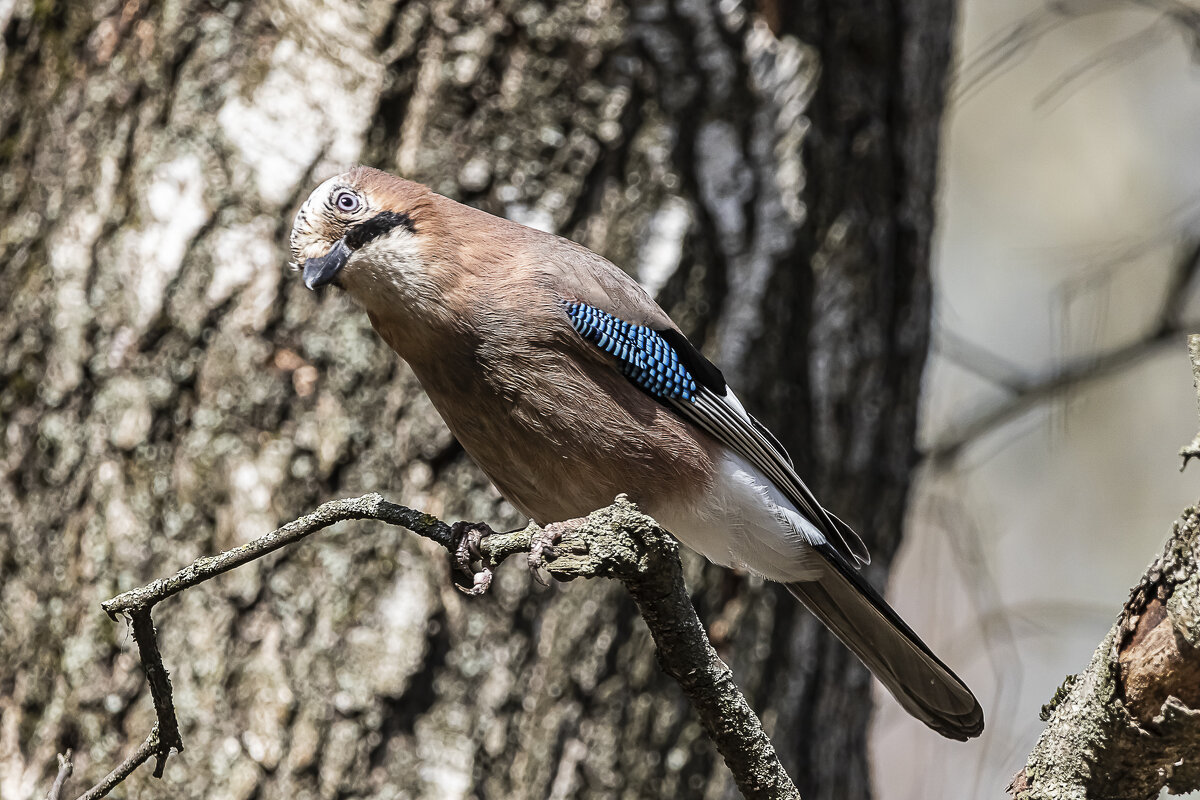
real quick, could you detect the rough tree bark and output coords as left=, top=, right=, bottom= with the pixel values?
left=0, top=1, right=954, bottom=799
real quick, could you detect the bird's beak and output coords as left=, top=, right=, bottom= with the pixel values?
left=303, top=239, right=352, bottom=290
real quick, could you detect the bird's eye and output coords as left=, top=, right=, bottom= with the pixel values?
left=334, top=191, right=361, bottom=214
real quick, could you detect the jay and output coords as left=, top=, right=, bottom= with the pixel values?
left=290, top=166, right=984, bottom=740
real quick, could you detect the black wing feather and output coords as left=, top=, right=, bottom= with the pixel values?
left=562, top=301, right=869, bottom=566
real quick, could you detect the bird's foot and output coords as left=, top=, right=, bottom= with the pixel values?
left=527, top=522, right=568, bottom=586
left=527, top=522, right=590, bottom=584
left=450, top=520, right=494, bottom=596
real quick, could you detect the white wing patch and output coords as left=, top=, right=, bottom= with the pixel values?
left=647, top=452, right=828, bottom=583
left=669, top=385, right=870, bottom=567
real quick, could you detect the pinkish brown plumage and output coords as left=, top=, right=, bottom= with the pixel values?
left=289, top=166, right=984, bottom=740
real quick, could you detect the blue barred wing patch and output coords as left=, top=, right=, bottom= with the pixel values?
left=564, top=302, right=698, bottom=402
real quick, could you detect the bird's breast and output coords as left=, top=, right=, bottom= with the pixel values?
left=404, top=331, right=716, bottom=525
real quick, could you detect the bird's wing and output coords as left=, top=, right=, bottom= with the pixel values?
left=559, top=296, right=870, bottom=567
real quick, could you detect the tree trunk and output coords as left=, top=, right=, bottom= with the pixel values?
left=0, top=1, right=953, bottom=799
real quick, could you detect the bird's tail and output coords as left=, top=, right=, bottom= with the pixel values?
left=786, top=549, right=984, bottom=740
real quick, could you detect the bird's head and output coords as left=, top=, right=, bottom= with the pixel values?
left=290, top=166, right=433, bottom=307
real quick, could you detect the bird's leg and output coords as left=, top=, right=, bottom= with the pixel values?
left=449, top=520, right=495, bottom=596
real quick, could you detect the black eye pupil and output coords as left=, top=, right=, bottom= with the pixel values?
left=337, top=193, right=358, bottom=212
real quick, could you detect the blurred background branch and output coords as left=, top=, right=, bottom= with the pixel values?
left=956, top=0, right=1200, bottom=105
left=927, top=241, right=1200, bottom=463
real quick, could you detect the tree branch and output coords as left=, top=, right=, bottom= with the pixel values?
left=100, top=495, right=454, bottom=616
left=528, top=501, right=801, bottom=799
left=1178, top=333, right=1200, bottom=468
left=1008, top=338, right=1200, bottom=799
left=74, top=495, right=799, bottom=800
left=1008, top=507, right=1200, bottom=798
left=76, top=730, right=159, bottom=800
left=45, top=751, right=72, bottom=800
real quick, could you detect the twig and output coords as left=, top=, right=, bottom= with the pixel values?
left=128, top=610, right=181, bottom=777
left=955, top=0, right=1200, bottom=107
left=1160, top=240, right=1200, bottom=329
left=1179, top=333, right=1200, bottom=469
left=76, top=728, right=159, bottom=800
left=45, top=751, right=71, bottom=800
left=81, top=494, right=799, bottom=800
left=101, top=494, right=451, bottom=616
left=936, top=328, right=1032, bottom=394
left=82, top=495, right=453, bottom=796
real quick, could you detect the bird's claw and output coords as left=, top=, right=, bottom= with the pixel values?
left=527, top=522, right=572, bottom=585
left=450, top=521, right=494, bottom=596
left=451, top=519, right=589, bottom=592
